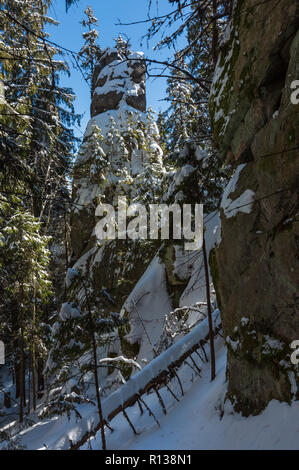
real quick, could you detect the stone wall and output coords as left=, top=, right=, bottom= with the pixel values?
left=209, top=0, right=299, bottom=415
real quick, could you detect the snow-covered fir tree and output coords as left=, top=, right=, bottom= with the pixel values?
left=0, top=201, right=51, bottom=422
left=78, top=6, right=101, bottom=98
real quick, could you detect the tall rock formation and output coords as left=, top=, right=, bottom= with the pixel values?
left=61, top=40, right=219, bottom=388
left=67, top=40, right=166, bottom=366
left=209, top=0, right=299, bottom=415
left=45, top=40, right=221, bottom=398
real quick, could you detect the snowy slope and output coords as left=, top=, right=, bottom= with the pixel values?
left=85, top=339, right=299, bottom=451
left=5, top=331, right=299, bottom=450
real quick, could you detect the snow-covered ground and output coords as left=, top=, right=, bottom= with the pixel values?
left=2, top=333, right=299, bottom=450
left=81, top=337, right=299, bottom=451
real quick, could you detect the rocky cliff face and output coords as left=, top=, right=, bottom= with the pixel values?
left=209, top=0, right=299, bottom=415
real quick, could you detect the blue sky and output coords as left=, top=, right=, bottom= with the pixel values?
left=47, top=0, right=185, bottom=136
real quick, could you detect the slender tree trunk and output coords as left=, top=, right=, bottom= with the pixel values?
left=83, top=281, right=106, bottom=450
left=37, top=358, right=45, bottom=399
left=31, top=351, right=36, bottom=410
left=32, top=282, right=37, bottom=410
left=19, top=285, right=25, bottom=422
left=4, top=391, right=11, bottom=409
left=64, top=207, right=69, bottom=301
left=23, top=367, right=26, bottom=407
left=212, top=0, right=219, bottom=68
left=91, top=331, right=106, bottom=450
left=27, top=366, right=31, bottom=415
left=202, top=234, right=216, bottom=381
left=15, top=360, right=20, bottom=399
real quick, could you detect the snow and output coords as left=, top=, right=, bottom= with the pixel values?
left=65, top=268, right=78, bottom=288
left=4, top=323, right=299, bottom=450
left=119, top=346, right=299, bottom=450
left=221, top=164, right=255, bottom=218
left=164, top=164, right=197, bottom=200
left=12, top=311, right=219, bottom=450
left=99, top=310, right=220, bottom=419
left=195, top=146, right=208, bottom=162
left=59, top=302, right=81, bottom=322
left=73, top=336, right=299, bottom=451
left=84, top=47, right=146, bottom=140
left=179, top=210, right=220, bottom=307
left=99, top=356, right=141, bottom=371
left=263, top=336, right=284, bottom=353
left=212, top=223, right=222, bottom=247
left=226, top=335, right=240, bottom=352
left=72, top=247, right=98, bottom=274
left=120, top=256, right=172, bottom=362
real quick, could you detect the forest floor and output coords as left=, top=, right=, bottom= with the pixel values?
left=86, top=337, right=299, bottom=450
left=1, top=335, right=299, bottom=450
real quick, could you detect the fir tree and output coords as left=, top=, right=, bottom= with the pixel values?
left=0, top=203, right=51, bottom=421
left=78, top=7, right=101, bottom=98
left=43, top=269, right=126, bottom=449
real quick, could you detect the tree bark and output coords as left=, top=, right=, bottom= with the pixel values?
left=32, top=282, right=37, bottom=410
left=83, top=280, right=106, bottom=450
left=212, top=0, right=219, bottom=68
left=202, top=234, right=216, bottom=381
left=19, top=285, right=25, bottom=422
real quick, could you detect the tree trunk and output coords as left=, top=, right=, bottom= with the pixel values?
left=83, top=281, right=106, bottom=450
left=212, top=0, right=219, bottom=68
left=32, top=282, right=37, bottom=410
left=91, top=332, right=106, bottom=450
left=37, top=357, right=45, bottom=399
left=203, top=234, right=216, bottom=381
left=15, top=360, right=20, bottom=399
left=27, top=366, right=31, bottom=414
left=4, top=392, right=11, bottom=408
left=19, top=285, right=25, bottom=422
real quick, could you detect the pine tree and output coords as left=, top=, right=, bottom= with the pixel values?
left=0, top=0, right=80, bottom=221
left=42, top=269, right=126, bottom=448
left=0, top=203, right=51, bottom=421
left=78, top=7, right=101, bottom=98
left=162, top=55, right=199, bottom=157
left=156, top=2, right=230, bottom=211
left=0, top=0, right=80, bottom=421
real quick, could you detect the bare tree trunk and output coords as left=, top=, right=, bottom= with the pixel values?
left=27, top=366, right=31, bottom=414
left=91, top=331, right=106, bottom=450
left=202, top=235, right=216, bottom=381
left=32, top=282, right=37, bottom=410
left=19, top=285, right=25, bottom=422
left=63, top=207, right=69, bottom=301
left=37, top=358, right=45, bottom=399
left=83, top=281, right=106, bottom=450
left=212, top=0, right=219, bottom=68
left=4, top=392, right=11, bottom=409
left=15, top=360, right=20, bottom=399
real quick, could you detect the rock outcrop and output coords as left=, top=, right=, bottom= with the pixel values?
left=91, top=43, right=146, bottom=118
left=69, top=40, right=165, bottom=334
left=61, top=40, right=219, bottom=389
left=209, top=0, right=299, bottom=415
